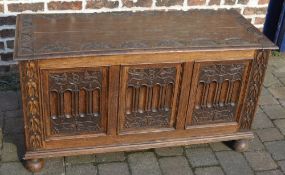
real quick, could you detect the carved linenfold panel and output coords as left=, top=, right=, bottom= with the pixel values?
left=47, top=69, right=105, bottom=135
left=191, top=63, right=245, bottom=125
left=240, top=50, right=269, bottom=130
left=21, top=61, right=43, bottom=150
left=123, top=67, right=177, bottom=129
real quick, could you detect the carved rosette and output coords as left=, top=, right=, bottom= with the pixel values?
left=21, top=61, right=43, bottom=150
left=191, top=64, right=245, bottom=125
left=240, top=50, right=269, bottom=130
left=124, top=67, right=177, bottom=129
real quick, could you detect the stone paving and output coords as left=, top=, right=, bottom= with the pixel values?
left=0, top=55, right=285, bottom=175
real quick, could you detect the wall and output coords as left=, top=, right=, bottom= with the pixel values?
left=0, top=0, right=270, bottom=71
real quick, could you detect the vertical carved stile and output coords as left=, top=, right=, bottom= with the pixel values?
left=240, top=50, right=269, bottom=130
left=21, top=60, right=43, bottom=150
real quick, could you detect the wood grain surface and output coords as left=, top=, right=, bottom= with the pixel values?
left=14, top=10, right=277, bottom=60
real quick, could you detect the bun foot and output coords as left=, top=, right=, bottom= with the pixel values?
left=233, top=139, right=249, bottom=152
left=25, top=159, right=45, bottom=173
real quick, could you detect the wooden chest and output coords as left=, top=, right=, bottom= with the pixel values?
left=14, top=10, right=277, bottom=172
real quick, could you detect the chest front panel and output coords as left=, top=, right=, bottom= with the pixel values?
left=24, top=51, right=260, bottom=151
left=186, top=60, right=250, bottom=127
left=118, top=64, right=182, bottom=134
left=41, top=67, right=108, bottom=138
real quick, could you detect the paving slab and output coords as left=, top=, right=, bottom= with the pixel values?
left=0, top=91, right=19, bottom=111
left=273, top=119, right=285, bottom=135
left=279, top=99, right=285, bottom=106
left=263, top=72, right=280, bottom=88
left=1, top=142, right=20, bottom=162
left=255, top=170, right=284, bottom=175
left=261, top=87, right=271, bottom=96
left=272, top=66, right=285, bottom=78
left=269, top=86, right=285, bottom=99
left=66, top=163, right=97, bottom=175
left=265, top=141, right=285, bottom=161
left=0, top=128, right=2, bottom=157
left=278, top=160, right=285, bottom=173
left=4, top=109, right=22, bottom=118
left=194, top=166, right=225, bottom=175
left=0, top=162, right=32, bottom=175
left=261, top=105, right=285, bottom=119
left=255, top=128, right=284, bottom=142
left=209, top=142, right=231, bottom=152
left=95, top=152, right=125, bottom=163
left=279, top=77, right=285, bottom=85
left=244, top=152, right=277, bottom=171
left=98, top=162, right=130, bottom=175
left=155, top=146, right=183, bottom=157
left=65, top=155, right=96, bottom=165
left=1, top=134, right=25, bottom=162
left=252, top=111, right=274, bottom=129
left=216, top=151, right=254, bottom=175
left=186, top=147, right=218, bottom=167
left=185, top=143, right=209, bottom=149
left=159, top=156, right=193, bottom=175
left=4, top=116, right=24, bottom=134
left=258, top=95, right=279, bottom=105
left=0, top=112, right=3, bottom=129
left=247, top=133, right=265, bottom=152
left=268, top=58, right=284, bottom=68
left=34, top=158, right=65, bottom=175
left=128, top=152, right=161, bottom=175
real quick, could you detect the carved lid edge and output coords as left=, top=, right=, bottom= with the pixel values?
left=13, top=10, right=278, bottom=61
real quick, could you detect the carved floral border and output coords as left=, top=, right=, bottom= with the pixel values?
left=240, top=50, right=269, bottom=130
left=17, top=11, right=273, bottom=59
left=21, top=60, right=43, bottom=150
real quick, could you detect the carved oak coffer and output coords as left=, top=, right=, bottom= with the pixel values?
left=14, top=10, right=277, bottom=172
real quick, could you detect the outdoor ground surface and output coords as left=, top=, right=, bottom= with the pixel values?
left=0, top=55, right=285, bottom=175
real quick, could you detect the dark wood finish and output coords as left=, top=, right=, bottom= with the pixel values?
left=19, top=60, right=43, bottom=151
left=107, top=66, right=120, bottom=136
left=15, top=10, right=277, bottom=172
left=239, top=50, right=270, bottom=130
left=24, top=132, right=253, bottom=159
left=41, top=67, right=108, bottom=138
left=232, top=139, right=249, bottom=152
left=14, top=10, right=276, bottom=61
left=25, top=158, right=44, bottom=172
left=186, top=59, right=250, bottom=127
left=118, top=63, right=181, bottom=134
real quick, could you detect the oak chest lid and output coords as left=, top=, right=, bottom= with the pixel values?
left=14, top=10, right=277, bottom=60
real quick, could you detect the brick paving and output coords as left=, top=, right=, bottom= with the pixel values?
left=1, top=56, right=285, bottom=175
